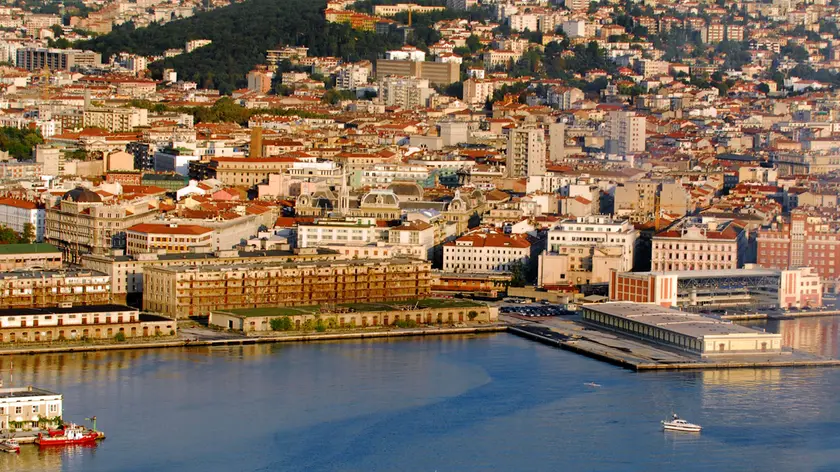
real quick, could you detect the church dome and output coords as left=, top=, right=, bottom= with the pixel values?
left=63, top=187, right=102, bottom=203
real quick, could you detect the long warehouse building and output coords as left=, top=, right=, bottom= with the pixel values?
left=581, top=302, right=783, bottom=357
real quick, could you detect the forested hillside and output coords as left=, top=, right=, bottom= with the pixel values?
left=78, top=0, right=403, bottom=93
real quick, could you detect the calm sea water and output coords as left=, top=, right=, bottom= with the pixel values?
left=3, top=317, right=840, bottom=472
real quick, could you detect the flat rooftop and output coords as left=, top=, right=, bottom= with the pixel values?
left=224, top=298, right=483, bottom=318
left=83, top=248, right=339, bottom=263
left=583, top=303, right=778, bottom=339
left=0, top=243, right=61, bottom=255
left=0, top=386, right=60, bottom=399
left=622, top=269, right=781, bottom=279
left=0, top=268, right=108, bottom=280
left=152, top=257, right=427, bottom=273
left=0, top=304, right=137, bottom=317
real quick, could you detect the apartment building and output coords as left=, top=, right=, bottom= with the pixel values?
left=388, top=221, right=436, bottom=260
left=507, top=127, right=546, bottom=178
left=378, top=76, right=436, bottom=109
left=0, top=305, right=176, bottom=346
left=84, top=107, right=149, bottom=132
left=0, top=268, right=111, bottom=310
left=336, top=63, right=371, bottom=90
left=757, top=211, right=840, bottom=291
left=210, top=157, right=298, bottom=186
left=16, top=47, right=101, bottom=71
left=374, top=59, right=460, bottom=85
left=0, top=197, right=45, bottom=241
left=143, top=258, right=432, bottom=318
left=652, top=220, right=747, bottom=272
left=606, top=110, right=646, bottom=156
left=125, top=223, right=214, bottom=255
left=0, top=243, right=62, bottom=272
left=443, top=229, right=533, bottom=273
left=296, top=218, right=384, bottom=248
left=81, top=248, right=340, bottom=301
left=539, top=215, right=637, bottom=286
left=45, top=188, right=160, bottom=263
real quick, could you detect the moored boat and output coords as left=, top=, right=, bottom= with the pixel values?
left=0, top=438, right=20, bottom=453
left=661, top=413, right=702, bottom=432
left=36, top=427, right=99, bottom=447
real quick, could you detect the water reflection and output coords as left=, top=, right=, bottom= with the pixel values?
left=741, top=316, right=840, bottom=358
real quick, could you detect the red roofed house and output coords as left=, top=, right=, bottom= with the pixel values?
left=443, top=228, right=534, bottom=273
left=125, top=223, right=214, bottom=255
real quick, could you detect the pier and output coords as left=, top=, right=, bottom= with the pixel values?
left=505, top=315, right=840, bottom=371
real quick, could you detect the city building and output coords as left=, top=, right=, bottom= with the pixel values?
left=606, top=110, right=646, bottom=157
left=143, top=258, right=432, bottom=318
left=507, top=127, right=546, bottom=178
left=0, top=305, right=176, bottom=345
left=0, top=243, right=62, bottom=272
left=211, top=298, right=496, bottom=332
left=210, top=157, right=298, bottom=186
left=336, top=63, right=370, bottom=90
left=378, top=76, right=436, bottom=108
left=581, top=302, right=783, bottom=356
left=0, top=386, right=62, bottom=431
left=80, top=248, right=341, bottom=302
left=539, top=215, right=637, bottom=286
left=0, top=197, right=45, bottom=242
left=757, top=211, right=840, bottom=292
left=443, top=229, right=534, bottom=273
left=548, top=122, right=565, bottom=163
left=608, top=267, right=822, bottom=310
left=125, top=223, right=214, bottom=255
left=652, top=220, right=748, bottom=271
left=16, top=47, right=101, bottom=71
left=45, top=188, right=160, bottom=263
left=374, top=59, right=460, bottom=85
left=296, top=218, right=383, bottom=248
left=84, top=107, right=149, bottom=132
left=0, top=268, right=111, bottom=310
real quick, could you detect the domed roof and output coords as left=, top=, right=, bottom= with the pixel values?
left=387, top=182, right=423, bottom=199
left=360, top=189, right=399, bottom=207
left=63, top=187, right=102, bottom=203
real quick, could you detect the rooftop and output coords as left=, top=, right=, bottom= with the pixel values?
left=583, top=302, right=779, bottom=339
left=0, top=386, right=60, bottom=399
left=0, top=304, right=136, bottom=317
left=224, top=298, right=483, bottom=318
left=0, top=243, right=61, bottom=255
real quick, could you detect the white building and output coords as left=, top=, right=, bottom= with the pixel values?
left=606, top=110, right=646, bottom=156
left=562, top=20, right=587, bottom=38
left=443, top=229, right=533, bottom=273
left=507, top=127, right=546, bottom=178
left=296, top=218, right=385, bottom=248
left=510, top=13, right=539, bottom=32
left=539, top=215, right=637, bottom=286
left=154, top=148, right=201, bottom=175
left=378, top=76, right=435, bottom=109
left=0, top=198, right=45, bottom=241
left=0, top=386, right=63, bottom=430
left=385, top=46, right=426, bottom=62
left=549, top=122, right=565, bottom=163
left=336, top=64, right=371, bottom=90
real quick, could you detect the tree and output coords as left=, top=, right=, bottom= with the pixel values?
left=509, top=261, right=528, bottom=287
left=114, top=332, right=126, bottom=342
left=270, top=316, right=293, bottom=331
left=21, top=223, right=34, bottom=243
left=467, top=310, right=479, bottom=321
left=757, top=83, right=771, bottom=94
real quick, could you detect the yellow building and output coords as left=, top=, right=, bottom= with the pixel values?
left=143, top=258, right=432, bottom=318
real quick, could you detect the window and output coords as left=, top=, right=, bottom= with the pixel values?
left=15, top=406, right=22, bottom=414
left=33, top=405, right=38, bottom=413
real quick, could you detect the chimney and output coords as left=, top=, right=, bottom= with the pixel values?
left=251, top=126, right=263, bottom=158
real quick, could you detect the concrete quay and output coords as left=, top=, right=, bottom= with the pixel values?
left=722, top=310, right=840, bottom=321
left=504, top=315, right=840, bottom=371
left=0, top=325, right=507, bottom=356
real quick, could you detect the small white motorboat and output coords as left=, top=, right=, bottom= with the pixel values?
left=662, top=414, right=702, bottom=432
left=584, top=382, right=601, bottom=387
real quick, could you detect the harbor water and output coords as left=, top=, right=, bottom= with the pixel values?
left=3, top=316, right=840, bottom=472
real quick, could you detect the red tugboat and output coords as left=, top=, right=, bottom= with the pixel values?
left=36, top=424, right=99, bottom=447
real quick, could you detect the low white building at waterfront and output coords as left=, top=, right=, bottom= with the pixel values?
left=581, top=303, right=783, bottom=357
left=0, top=386, right=63, bottom=430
